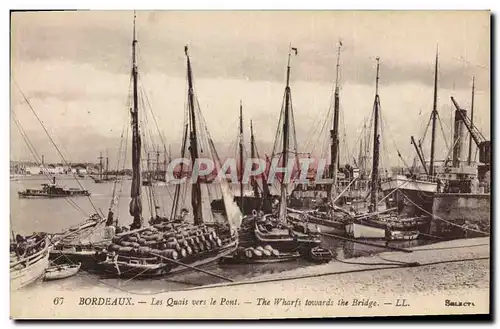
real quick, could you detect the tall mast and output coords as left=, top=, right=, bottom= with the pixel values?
left=468, top=76, right=475, bottom=165
left=98, top=151, right=103, bottom=180
left=250, top=120, right=260, bottom=198
left=129, top=12, right=143, bottom=229
left=185, top=45, right=203, bottom=225
left=156, top=145, right=160, bottom=180
left=370, top=57, right=381, bottom=211
left=329, top=41, right=342, bottom=200
left=429, top=48, right=439, bottom=176
left=105, top=150, right=109, bottom=179
left=239, top=100, right=244, bottom=209
left=279, top=46, right=295, bottom=220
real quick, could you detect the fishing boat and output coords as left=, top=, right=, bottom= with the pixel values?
left=380, top=52, right=442, bottom=215
left=10, top=233, right=50, bottom=290
left=287, top=207, right=347, bottom=235
left=343, top=58, right=432, bottom=239
left=279, top=42, right=351, bottom=236
left=244, top=47, right=321, bottom=254
left=97, top=19, right=241, bottom=278
left=90, top=152, right=116, bottom=183
left=44, top=262, right=81, bottom=281
left=307, top=246, right=333, bottom=264
left=18, top=177, right=90, bottom=198
left=210, top=104, right=276, bottom=216
left=219, top=246, right=301, bottom=264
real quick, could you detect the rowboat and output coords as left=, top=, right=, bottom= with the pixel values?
left=44, top=263, right=81, bottom=281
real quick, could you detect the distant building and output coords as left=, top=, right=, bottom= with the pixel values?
left=26, top=166, right=42, bottom=175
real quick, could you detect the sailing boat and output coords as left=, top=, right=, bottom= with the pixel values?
left=380, top=52, right=440, bottom=215
left=344, top=58, right=429, bottom=240
left=98, top=18, right=240, bottom=277
left=248, top=47, right=321, bottom=253
left=90, top=151, right=117, bottom=183
left=210, top=102, right=275, bottom=215
left=287, top=41, right=351, bottom=235
left=10, top=232, right=50, bottom=290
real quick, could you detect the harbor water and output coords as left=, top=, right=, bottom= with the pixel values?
left=11, top=175, right=434, bottom=293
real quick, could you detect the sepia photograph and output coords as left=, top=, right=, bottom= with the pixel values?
left=9, top=9, right=491, bottom=319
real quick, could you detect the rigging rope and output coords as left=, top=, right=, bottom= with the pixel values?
left=12, top=110, right=90, bottom=218
left=13, top=81, right=104, bottom=217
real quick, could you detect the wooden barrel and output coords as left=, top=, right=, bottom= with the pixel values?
left=166, top=237, right=177, bottom=244
left=262, top=249, right=272, bottom=257
left=166, top=242, right=177, bottom=249
left=216, top=238, right=222, bottom=247
left=138, top=246, right=151, bottom=255
left=144, top=234, right=158, bottom=241
left=111, top=237, right=121, bottom=244
left=163, top=231, right=175, bottom=238
left=264, top=245, right=273, bottom=251
left=199, top=235, right=206, bottom=243
left=244, top=248, right=253, bottom=258
left=158, top=243, right=167, bottom=250
left=179, top=248, right=187, bottom=258
left=161, top=249, right=178, bottom=260
left=153, top=224, right=164, bottom=230
left=138, top=238, right=147, bottom=245
left=186, top=246, right=193, bottom=255
left=145, top=240, right=157, bottom=246
left=128, top=236, right=138, bottom=242
left=198, top=243, right=205, bottom=251
left=130, top=242, right=140, bottom=248
left=109, top=244, right=120, bottom=252
left=174, top=244, right=182, bottom=252
left=193, top=236, right=200, bottom=244
left=121, top=241, right=132, bottom=247
left=211, top=240, right=218, bottom=249
left=175, top=234, right=184, bottom=240
left=150, top=248, right=161, bottom=256
left=271, top=249, right=280, bottom=257
left=118, top=246, right=133, bottom=254
left=253, top=249, right=263, bottom=257
left=256, top=246, right=265, bottom=252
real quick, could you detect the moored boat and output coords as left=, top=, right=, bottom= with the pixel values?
left=98, top=28, right=242, bottom=278
left=44, top=262, right=81, bottom=281
left=18, top=180, right=90, bottom=198
left=10, top=234, right=50, bottom=290
left=219, top=246, right=301, bottom=264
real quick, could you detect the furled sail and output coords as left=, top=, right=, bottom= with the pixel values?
left=208, top=137, right=242, bottom=233
left=129, top=14, right=143, bottom=229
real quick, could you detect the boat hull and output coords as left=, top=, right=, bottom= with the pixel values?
left=44, top=263, right=81, bottom=281
left=49, top=248, right=106, bottom=271
left=287, top=212, right=345, bottom=235
left=10, top=248, right=50, bottom=291
left=98, top=240, right=238, bottom=278
left=345, top=222, right=386, bottom=239
left=219, top=252, right=300, bottom=264
left=380, top=176, right=437, bottom=214
left=18, top=191, right=91, bottom=198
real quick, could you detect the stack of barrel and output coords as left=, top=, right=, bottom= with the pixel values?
left=239, top=245, right=280, bottom=259
left=107, top=222, right=223, bottom=261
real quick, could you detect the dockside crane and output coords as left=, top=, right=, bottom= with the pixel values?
left=450, top=96, right=490, bottom=166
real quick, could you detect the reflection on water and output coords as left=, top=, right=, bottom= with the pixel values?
left=12, top=176, right=433, bottom=293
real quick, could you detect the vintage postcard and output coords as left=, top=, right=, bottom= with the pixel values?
left=10, top=10, right=491, bottom=319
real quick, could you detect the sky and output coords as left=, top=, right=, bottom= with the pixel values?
left=10, top=10, right=490, bottom=169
